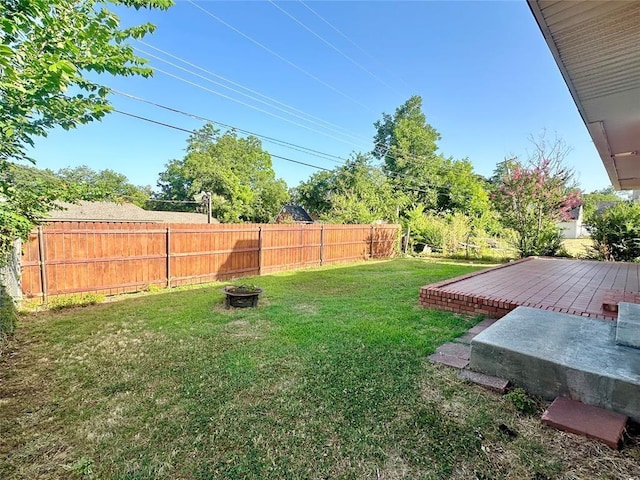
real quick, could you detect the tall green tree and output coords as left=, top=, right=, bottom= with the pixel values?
left=0, top=164, right=68, bottom=260
left=373, top=95, right=444, bottom=208
left=1, top=0, right=172, bottom=163
left=155, top=124, right=289, bottom=223
left=54, top=165, right=152, bottom=206
left=295, top=153, right=401, bottom=224
left=0, top=0, right=172, bottom=262
left=438, top=159, right=490, bottom=216
left=373, top=96, right=491, bottom=219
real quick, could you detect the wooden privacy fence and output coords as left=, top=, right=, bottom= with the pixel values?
left=21, top=222, right=400, bottom=301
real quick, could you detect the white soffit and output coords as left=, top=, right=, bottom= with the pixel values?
left=528, top=0, right=640, bottom=190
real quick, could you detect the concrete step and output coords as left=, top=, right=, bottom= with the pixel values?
left=616, top=302, right=640, bottom=348
left=469, top=306, right=640, bottom=422
left=542, top=396, right=628, bottom=449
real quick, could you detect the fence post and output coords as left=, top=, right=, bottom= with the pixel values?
left=258, top=226, right=263, bottom=275
left=370, top=225, right=374, bottom=259
left=37, top=226, right=48, bottom=304
left=166, top=226, right=171, bottom=288
left=320, top=225, right=324, bottom=266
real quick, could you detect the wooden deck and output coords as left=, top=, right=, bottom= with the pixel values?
left=419, top=257, right=640, bottom=320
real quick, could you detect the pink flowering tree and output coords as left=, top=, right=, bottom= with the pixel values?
left=492, top=136, right=582, bottom=257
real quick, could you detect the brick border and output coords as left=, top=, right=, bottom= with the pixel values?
left=419, top=257, right=615, bottom=320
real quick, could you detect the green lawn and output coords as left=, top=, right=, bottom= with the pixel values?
left=1, top=258, right=638, bottom=479
left=562, top=238, right=593, bottom=259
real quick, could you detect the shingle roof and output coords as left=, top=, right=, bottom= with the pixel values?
left=46, top=201, right=217, bottom=224
left=595, top=201, right=619, bottom=216
left=566, top=205, right=582, bottom=221
left=277, top=205, right=314, bottom=223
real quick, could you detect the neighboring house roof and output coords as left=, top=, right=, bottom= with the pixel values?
left=276, top=205, right=314, bottom=223
left=595, top=201, right=619, bottom=216
left=46, top=201, right=217, bottom=224
left=565, top=205, right=582, bottom=221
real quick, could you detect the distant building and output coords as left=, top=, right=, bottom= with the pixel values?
left=594, top=201, right=620, bottom=216
left=46, top=201, right=218, bottom=224
left=557, top=205, right=586, bottom=239
left=274, top=205, right=314, bottom=224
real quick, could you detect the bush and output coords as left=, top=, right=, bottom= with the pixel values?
left=587, top=201, right=640, bottom=261
left=48, top=293, right=105, bottom=310
left=0, top=285, right=18, bottom=347
left=442, top=212, right=472, bottom=256
left=504, top=387, right=540, bottom=415
left=406, top=205, right=516, bottom=259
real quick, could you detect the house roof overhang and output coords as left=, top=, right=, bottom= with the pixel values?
left=527, top=0, right=640, bottom=190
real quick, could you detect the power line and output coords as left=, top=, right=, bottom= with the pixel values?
left=135, top=45, right=369, bottom=146
left=267, top=0, right=399, bottom=93
left=136, top=39, right=371, bottom=144
left=185, top=0, right=376, bottom=114
left=134, top=40, right=444, bottom=175
left=299, top=1, right=411, bottom=91
left=150, top=66, right=371, bottom=151
left=113, top=109, right=459, bottom=197
left=112, top=90, right=453, bottom=192
left=113, top=109, right=332, bottom=172
left=141, top=198, right=199, bottom=204
left=128, top=17, right=455, bottom=193
left=113, top=89, right=347, bottom=164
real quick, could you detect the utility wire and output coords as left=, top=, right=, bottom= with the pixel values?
left=131, top=23, right=454, bottom=188
left=142, top=198, right=199, bottom=204
left=113, top=90, right=346, bottom=164
left=114, top=110, right=332, bottom=172
left=133, top=40, right=450, bottom=175
left=267, top=0, right=398, bottom=93
left=112, top=91, right=453, bottom=192
left=136, top=39, right=371, bottom=143
left=185, top=0, right=376, bottom=114
left=113, top=109, right=457, bottom=196
left=150, top=66, right=371, bottom=150
left=299, top=1, right=412, bottom=91
left=135, top=45, right=368, bottom=146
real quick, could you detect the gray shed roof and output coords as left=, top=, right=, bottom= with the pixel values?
left=277, top=205, right=314, bottom=223
left=46, top=201, right=217, bottom=224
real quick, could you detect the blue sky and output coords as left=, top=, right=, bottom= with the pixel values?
left=29, top=0, right=611, bottom=193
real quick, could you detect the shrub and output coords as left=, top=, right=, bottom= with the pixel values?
left=0, top=285, right=18, bottom=346
left=441, top=212, right=472, bottom=256
left=586, top=201, right=640, bottom=262
left=48, top=293, right=105, bottom=310
left=504, top=387, right=540, bottom=415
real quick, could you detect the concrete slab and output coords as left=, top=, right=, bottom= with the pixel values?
left=617, top=302, right=640, bottom=349
left=459, top=369, right=509, bottom=393
left=454, top=331, right=477, bottom=344
left=435, top=342, right=471, bottom=360
left=469, top=307, right=640, bottom=422
left=542, top=396, right=627, bottom=449
left=428, top=353, right=469, bottom=369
